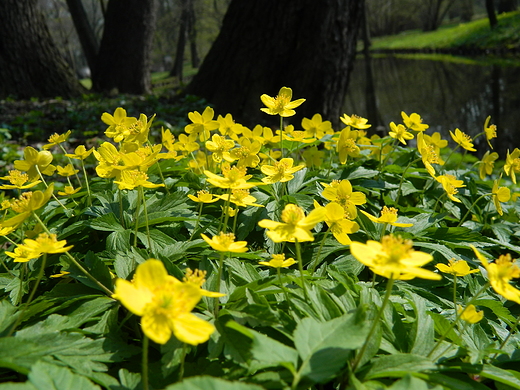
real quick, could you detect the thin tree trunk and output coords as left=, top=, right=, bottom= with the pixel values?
left=486, top=0, right=498, bottom=29
left=171, top=0, right=189, bottom=80
left=66, top=0, right=99, bottom=73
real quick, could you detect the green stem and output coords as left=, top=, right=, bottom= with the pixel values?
left=59, top=144, right=82, bottom=188
left=142, top=335, right=149, bottom=390
left=7, top=254, right=47, bottom=337
left=80, top=159, right=92, bottom=206
left=279, top=116, right=284, bottom=158
left=427, top=283, right=489, bottom=359
left=35, top=165, right=69, bottom=211
left=189, top=202, right=204, bottom=241
left=351, top=278, right=395, bottom=372
left=155, top=161, right=170, bottom=194
left=309, top=229, right=330, bottom=274
left=493, top=314, right=520, bottom=359
left=294, top=239, right=308, bottom=299
left=133, top=189, right=142, bottom=247
left=118, top=189, right=126, bottom=229
left=139, top=187, right=152, bottom=248
left=457, top=193, right=491, bottom=227
left=214, top=252, right=226, bottom=317
left=395, top=157, right=421, bottom=206
left=178, top=342, right=187, bottom=381
left=452, top=275, right=457, bottom=312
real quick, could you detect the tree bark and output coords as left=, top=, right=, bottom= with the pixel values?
left=92, top=0, right=159, bottom=94
left=184, top=0, right=363, bottom=128
left=66, top=0, right=99, bottom=74
left=171, top=0, right=189, bottom=80
left=0, top=0, right=85, bottom=99
left=486, top=0, right=498, bottom=29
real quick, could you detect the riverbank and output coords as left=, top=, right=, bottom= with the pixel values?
left=369, top=10, right=520, bottom=54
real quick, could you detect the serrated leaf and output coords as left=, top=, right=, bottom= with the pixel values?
left=89, top=213, right=124, bottom=232
left=28, top=361, right=101, bottom=390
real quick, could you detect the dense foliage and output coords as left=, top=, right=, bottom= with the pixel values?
left=1, top=86, right=520, bottom=390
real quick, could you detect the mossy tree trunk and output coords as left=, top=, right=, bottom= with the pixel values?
left=185, top=0, right=364, bottom=128
left=0, top=0, right=85, bottom=99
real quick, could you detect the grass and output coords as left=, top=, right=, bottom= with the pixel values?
left=370, top=11, right=520, bottom=51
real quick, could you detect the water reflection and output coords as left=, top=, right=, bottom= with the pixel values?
left=344, top=55, right=520, bottom=158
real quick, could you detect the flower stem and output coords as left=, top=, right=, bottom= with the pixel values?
left=142, top=335, right=149, bottom=390
left=134, top=189, right=142, bottom=247
left=309, top=229, right=330, bottom=274
left=139, top=187, right=152, bottom=248
left=279, top=116, right=284, bottom=158
left=80, top=159, right=92, bottom=206
left=456, top=193, right=491, bottom=227
left=493, top=314, right=520, bottom=359
left=395, top=157, right=421, bottom=205
left=351, top=278, right=394, bottom=372
left=214, top=252, right=226, bottom=317
left=178, top=342, right=187, bottom=381
left=294, top=239, right=308, bottom=299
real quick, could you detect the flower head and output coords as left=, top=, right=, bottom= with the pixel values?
left=401, top=112, right=429, bottom=132
left=5, top=246, right=42, bottom=263
left=458, top=304, right=484, bottom=324
left=472, top=246, right=520, bottom=304
left=260, top=87, right=305, bottom=117
left=102, top=107, right=138, bottom=143
left=350, top=235, right=441, bottom=280
left=479, top=151, right=499, bottom=180
left=492, top=180, right=511, bottom=216
left=258, top=204, right=326, bottom=243
left=65, top=145, right=94, bottom=160
left=484, top=115, right=497, bottom=149
left=504, top=148, right=520, bottom=184
left=0, top=170, right=41, bottom=190
left=261, top=158, right=305, bottom=184
left=58, top=186, right=81, bottom=196
left=185, top=107, right=220, bottom=142
left=436, top=174, right=465, bottom=203
left=183, top=269, right=225, bottom=298
left=114, top=170, right=165, bottom=191
left=204, top=165, right=260, bottom=189
left=336, top=127, right=360, bottom=164
left=14, top=146, right=56, bottom=181
left=435, top=259, right=479, bottom=277
left=113, top=259, right=216, bottom=345
left=43, top=130, right=72, bottom=150
left=417, top=132, right=440, bottom=178
left=187, top=190, right=219, bottom=204
left=360, top=206, right=413, bottom=227
left=450, top=128, right=476, bottom=152
left=302, top=114, right=333, bottom=139
left=17, top=233, right=73, bottom=255
left=389, top=122, right=414, bottom=145
left=316, top=201, right=359, bottom=245
left=340, top=114, right=371, bottom=130
left=201, top=232, right=248, bottom=253
left=322, top=179, right=366, bottom=219
left=259, top=254, right=297, bottom=268
left=56, top=164, right=79, bottom=177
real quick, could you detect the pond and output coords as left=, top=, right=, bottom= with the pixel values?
left=344, top=54, right=520, bottom=158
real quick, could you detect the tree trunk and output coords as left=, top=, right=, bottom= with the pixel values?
left=185, top=0, right=363, bottom=128
left=92, top=0, right=158, bottom=94
left=171, top=0, right=189, bottom=80
left=0, top=0, right=84, bottom=99
left=497, top=0, right=517, bottom=13
left=486, top=0, right=498, bottom=29
left=65, top=0, right=99, bottom=74
left=187, top=0, right=200, bottom=68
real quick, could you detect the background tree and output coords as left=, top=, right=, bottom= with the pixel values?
left=91, top=0, right=159, bottom=94
left=486, top=0, right=498, bottom=28
left=185, top=0, right=364, bottom=127
left=422, top=0, right=456, bottom=31
left=0, top=0, right=84, bottom=99
left=170, top=0, right=199, bottom=81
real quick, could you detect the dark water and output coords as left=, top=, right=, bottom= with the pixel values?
left=344, top=55, right=520, bottom=158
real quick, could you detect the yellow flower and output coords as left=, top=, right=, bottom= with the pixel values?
left=205, top=134, right=235, bottom=163
left=65, top=145, right=94, bottom=160
left=13, top=146, right=56, bottom=182
left=315, top=201, right=359, bottom=245
left=217, top=189, right=264, bottom=208
left=183, top=269, right=226, bottom=298
left=200, top=232, right=248, bottom=253
left=336, top=127, right=360, bottom=164
left=450, top=128, right=476, bottom=152
left=56, top=164, right=79, bottom=177
left=187, top=190, right=219, bottom=204
left=185, top=106, right=220, bottom=142
left=57, top=186, right=81, bottom=196
left=258, top=203, right=326, bottom=243
left=259, top=254, right=297, bottom=268
left=50, top=270, right=71, bottom=278
left=479, top=151, right=499, bottom=180
left=340, top=114, right=371, bottom=130
left=350, top=235, right=441, bottom=281
left=302, top=114, right=333, bottom=139
left=204, top=165, right=260, bottom=190
left=17, top=233, right=73, bottom=255
left=223, top=138, right=261, bottom=168
left=360, top=206, right=413, bottom=227
left=483, top=115, right=497, bottom=149
left=436, top=174, right=465, bottom=203
left=4, top=184, right=54, bottom=228
left=5, top=246, right=42, bottom=263
left=0, top=225, right=16, bottom=236
left=458, top=304, right=484, bottom=324
left=217, top=113, right=243, bottom=141
left=389, top=122, right=414, bottom=145
left=173, top=133, right=200, bottom=155
left=123, top=113, right=155, bottom=146
left=0, top=170, right=41, bottom=190
left=504, top=148, right=520, bottom=184
left=492, top=180, right=511, bottom=216
left=113, top=259, right=216, bottom=345
left=322, top=179, right=366, bottom=219
left=472, top=246, right=520, bottom=304
left=260, top=87, right=305, bottom=117
left=114, top=170, right=165, bottom=191
left=261, top=158, right=305, bottom=184
left=401, top=112, right=429, bottom=132
left=102, top=107, right=138, bottom=143
left=417, top=132, right=439, bottom=178
left=43, top=130, right=72, bottom=150
left=435, top=259, right=479, bottom=277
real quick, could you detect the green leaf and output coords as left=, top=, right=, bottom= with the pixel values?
left=480, top=364, right=520, bottom=389
left=106, top=229, right=132, bottom=252
left=428, top=312, right=462, bottom=345
left=165, top=376, right=264, bottom=390
left=294, top=312, right=369, bottom=384
left=28, top=361, right=101, bottom=390
left=89, top=213, right=124, bottom=232
left=405, top=213, right=446, bottom=236
left=406, top=291, right=435, bottom=356
left=364, top=354, right=436, bottom=380
left=388, top=374, right=441, bottom=390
